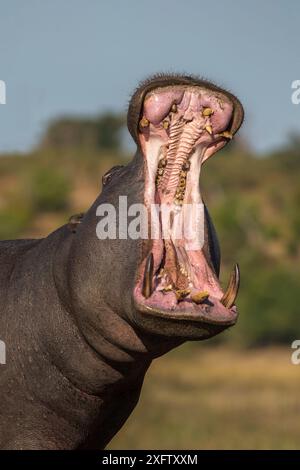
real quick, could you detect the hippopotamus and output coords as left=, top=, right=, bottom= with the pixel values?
left=0, top=74, right=244, bottom=449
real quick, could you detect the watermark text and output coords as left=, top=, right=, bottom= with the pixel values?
left=291, top=340, right=300, bottom=365
left=96, top=197, right=205, bottom=250
left=0, top=80, right=6, bottom=105
left=0, top=340, right=6, bottom=365
left=291, top=80, right=300, bottom=104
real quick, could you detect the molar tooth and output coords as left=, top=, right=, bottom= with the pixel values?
left=171, top=103, right=177, bottom=112
left=163, top=120, right=169, bottom=129
left=174, top=198, right=182, bottom=206
left=156, top=157, right=167, bottom=187
left=202, top=107, right=214, bottom=117
left=158, top=158, right=167, bottom=168
left=205, top=124, right=213, bottom=135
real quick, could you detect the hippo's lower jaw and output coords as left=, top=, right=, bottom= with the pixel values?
left=133, top=84, right=241, bottom=338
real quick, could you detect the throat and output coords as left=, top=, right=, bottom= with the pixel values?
left=135, top=85, right=234, bottom=312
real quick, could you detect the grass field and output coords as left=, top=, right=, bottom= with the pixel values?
left=108, top=345, right=300, bottom=450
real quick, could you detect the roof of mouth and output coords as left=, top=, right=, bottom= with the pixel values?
left=127, top=73, right=244, bottom=145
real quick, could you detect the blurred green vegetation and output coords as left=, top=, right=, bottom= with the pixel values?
left=0, top=114, right=299, bottom=347
left=29, top=166, right=70, bottom=212
left=39, top=112, right=125, bottom=151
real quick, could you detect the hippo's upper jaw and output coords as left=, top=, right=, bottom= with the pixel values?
left=129, top=75, right=244, bottom=340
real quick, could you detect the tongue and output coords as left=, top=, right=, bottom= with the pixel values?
left=163, top=240, right=190, bottom=290
left=160, top=238, right=223, bottom=299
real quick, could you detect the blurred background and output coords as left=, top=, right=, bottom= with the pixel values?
left=0, top=0, right=300, bottom=449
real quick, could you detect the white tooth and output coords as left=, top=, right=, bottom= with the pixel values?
left=205, top=124, right=213, bottom=135
left=144, top=137, right=163, bottom=205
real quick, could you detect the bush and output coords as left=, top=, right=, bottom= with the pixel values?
left=0, top=205, right=32, bottom=239
left=30, top=167, right=70, bottom=212
left=40, top=112, right=125, bottom=151
left=228, top=260, right=300, bottom=347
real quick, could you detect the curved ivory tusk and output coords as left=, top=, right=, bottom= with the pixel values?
left=221, top=264, right=240, bottom=308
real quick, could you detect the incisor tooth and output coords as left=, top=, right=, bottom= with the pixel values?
left=175, top=289, right=190, bottom=301
left=191, top=291, right=209, bottom=304
left=163, top=284, right=173, bottom=292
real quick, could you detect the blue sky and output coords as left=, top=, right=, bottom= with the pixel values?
left=0, top=0, right=299, bottom=153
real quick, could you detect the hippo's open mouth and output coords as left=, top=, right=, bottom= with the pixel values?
left=133, top=83, right=242, bottom=328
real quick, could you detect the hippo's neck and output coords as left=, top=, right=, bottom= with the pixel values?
left=49, top=156, right=183, bottom=447
left=49, top=227, right=156, bottom=448
left=52, top=225, right=154, bottom=390
left=52, top=219, right=180, bottom=395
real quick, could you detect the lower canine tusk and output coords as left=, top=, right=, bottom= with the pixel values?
left=221, top=264, right=240, bottom=308
left=142, top=253, right=154, bottom=298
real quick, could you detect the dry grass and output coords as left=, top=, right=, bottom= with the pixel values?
left=108, top=345, right=300, bottom=449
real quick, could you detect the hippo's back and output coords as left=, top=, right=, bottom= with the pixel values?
left=0, top=239, right=42, bottom=289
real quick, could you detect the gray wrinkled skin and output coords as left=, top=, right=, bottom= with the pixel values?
left=0, top=74, right=242, bottom=449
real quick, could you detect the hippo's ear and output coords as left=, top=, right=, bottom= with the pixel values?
left=102, top=165, right=124, bottom=187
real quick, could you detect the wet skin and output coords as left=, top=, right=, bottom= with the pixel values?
left=0, top=74, right=243, bottom=449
